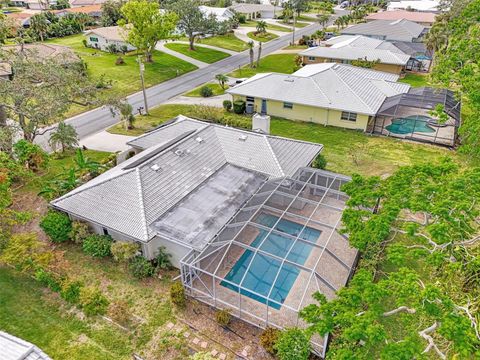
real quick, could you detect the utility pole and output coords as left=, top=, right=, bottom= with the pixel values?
left=292, top=11, right=296, bottom=45
left=137, top=56, right=149, bottom=115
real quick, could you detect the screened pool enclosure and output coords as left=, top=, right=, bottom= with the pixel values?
left=370, top=87, right=461, bottom=146
left=180, top=168, right=358, bottom=357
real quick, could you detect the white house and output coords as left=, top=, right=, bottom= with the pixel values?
left=199, top=6, right=235, bottom=22
left=84, top=26, right=135, bottom=52
left=230, top=3, right=283, bottom=19
left=387, top=0, right=441, bottom=12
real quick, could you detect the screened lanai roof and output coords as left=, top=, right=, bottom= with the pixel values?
left=182, top=167, right=358, bottom=322
left=378, top=87, right=461, bottom=124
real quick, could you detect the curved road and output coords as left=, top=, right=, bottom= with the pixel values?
left=35, top=18, right=343, bottom=149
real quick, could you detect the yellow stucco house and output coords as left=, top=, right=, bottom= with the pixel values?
left=299, top=35, right=412, bottom=75
left=226, top=63, right=410, bottom=131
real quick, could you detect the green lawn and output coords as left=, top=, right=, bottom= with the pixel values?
left=242, top=20, right=292, bottom=32
left=283, top=44, right=308, bottom=50
left=195, top=33, right=248, bottom=52
left=399, top=73, right=430, bottom=87
left=184, top=83, right=228, bottom=97
left=107, top=104, right=468, bottom=177
left=45, top=35, right=197, bottom=116
left=228, top=53, right=297, bottom=78
left=247, top=31, right=279, bottom=42
left=164, top=43, right=230, bottom=63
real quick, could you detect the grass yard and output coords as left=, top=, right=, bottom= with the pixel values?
left=399, top=73, right=430, bottom=87
left=184, top=83, right=228, bottom=97
left=247, top=31, right=279, bottom=42
left=164, top=43, right=230, bottom=63
left=45, top=35, right=197, bottom=116
left=196, top=34, right=248, bottom=52
left=107, top=104, right=470, bottom=177
left=228, top=53, right=297, bottom=77
left=242, top=20, right=292, bottom=32
left=283, top=44, right=308, bottom=50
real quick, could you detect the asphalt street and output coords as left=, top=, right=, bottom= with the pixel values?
left=35, top=16, right=343, bottom=149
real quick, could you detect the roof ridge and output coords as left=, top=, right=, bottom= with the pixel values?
left=264, top=136, right=285, bottom=177
left=135, top=168, right=150, bottom=241
left=310, top=76, right=332, bottom=105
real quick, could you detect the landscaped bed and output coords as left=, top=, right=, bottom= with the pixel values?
left=247, top=31, right=279, bottom=42
left=106, top=104, right=468, bottom=177
left=164, top=43, right=230, bottom=63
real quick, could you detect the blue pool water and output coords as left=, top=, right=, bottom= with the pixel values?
left=220, top=213, right=321, bottom=309
left=385, top=115, right=436, bottom=135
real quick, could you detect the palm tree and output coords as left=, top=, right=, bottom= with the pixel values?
left=215, top=74, right=228, bottom=90
left=256, top=20, right=267, bottom=34
left=317, top=14, right=331, bottom=29
left=256, top=42, right=262, bottom=68
left=30, top=13, right=49, bottom=42
left=48, top=121, right=79, bottom=153
left=248, top=41, right=254, bottom=68
left=425, top=22, right=449, bottom=52
left=334, top=17, right=342, bottom=30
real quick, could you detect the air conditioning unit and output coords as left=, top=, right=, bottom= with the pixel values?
left=246, top=103, right=255, bottom=114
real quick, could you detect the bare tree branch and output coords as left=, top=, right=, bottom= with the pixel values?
left=383, top=306, right=416, bottom=317
left=419, top=322, right=446, bottom=359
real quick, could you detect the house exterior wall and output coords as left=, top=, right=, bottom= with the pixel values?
left=232, top=95, right=370, bottom=131
left=86, top=34, right=135, bottom=52
left=142, top=236, right=192, bottom=268
left=301, top=55, right=404, bottom=74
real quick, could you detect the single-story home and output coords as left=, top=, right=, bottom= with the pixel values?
left=51, top=116, right=324, bottom=267
left=84, top=26, right=135, bottom=52
left=70, top=0, right=106, bottom=7
left=6, top=12, right=32, bottom=27
left=341, top=19, right=427, bottom=42
left=54, top=4, right=103, bottom=19
left=25, top=0, right=57, bottom=10
left=227, top=63, right=410, bottom=131
left=387, top=0, right=441, bottom=12
left=0, top=331, right=52, bottom=360
left=199, top=5, right=235, bottom=22
left=366, top=10, right=437, bottom=27
left=230, top=3, right=283, bottom=19
left=300, top=35, right=412, bottom=74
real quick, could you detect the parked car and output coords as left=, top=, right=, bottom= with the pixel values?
left=324, top=32, right=335, bottom=40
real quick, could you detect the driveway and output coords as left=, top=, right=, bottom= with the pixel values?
left=34, top=20, right=335, bottom=151
left=80, top=131, right=135, bottom=152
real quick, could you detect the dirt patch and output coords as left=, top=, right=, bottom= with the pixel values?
left=11, top=190, right=49, bottom=242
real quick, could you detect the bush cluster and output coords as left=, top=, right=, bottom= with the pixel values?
left=199, top=85, right=213, bottom=97
left=128, top=255, right=155, bottom=278
left=222, top=100, right=232, bottom=112
left=82, top=234, right=113, bottom=258
left=233, top=100, right=246, bottom=114
left=111, top=241, right=139, bottom=262
left=170, top=281, right=186, bottom=308
left=40, top=210, right=72, bottom=243
left=312, top=153, right=327, bottom=170
left=79, top=286, right=110, bottom=316
left=60, top=278, right=83, bottom=304
left=34, top=267, right=62, bottom=292
left=274, top=328, right=311, bottom=360
left=260, top=327, right=281, bottom=355
left=69, top=221, right=90, bottom=244
left=215, top=309, right=231, bottom=327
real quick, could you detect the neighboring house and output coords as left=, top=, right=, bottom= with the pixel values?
left=51, top=116, right=324, bottom=267
left=387, top=0, right=441, bottom=12
left=26, top=0, right=57, bottom=10
left=300, top=35, right=412, bottom=74
left=230, top=3, right=283, bottom=19
left=6, top=12, right=32, bottom=27
left=341, top=19, right=427, bottom=42
left=54, top=4, right=103, bottom=19
left=227, top=63, right=410, bottom=131
left=0, top=331, right=52, bottom=360
left=70, top=0, right=106, bottom=7
left=366, top=10, right=437, bottom=27
left=199, top=5, right=235, bottom=22
left=84, top=26, right=135, bottom=51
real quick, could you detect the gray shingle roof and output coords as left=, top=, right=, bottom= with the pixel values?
left=227, top=63, right=410, bottom=115
left=52, top=117, right=322, bottom=243
left=300, top=35, right=411, bottom=65
left=341, top=19, right=426, bottom=42
left=0, top=331, right=52, bottom=360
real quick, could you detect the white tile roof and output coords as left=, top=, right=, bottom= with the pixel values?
left=0, top=331, right=52, bottom=360
left=341, top=19, right=426, bottom=42
left=52, top=116, right=322, bottom=243
left=199, top=6, right=235, bottom=21
left=85, top=26, right=128, bottom=42
left=387, top=0, right=440, bottom=12
left=227, top=63, right=410, bottom=115
left=300, top=37, right=411, bottom=65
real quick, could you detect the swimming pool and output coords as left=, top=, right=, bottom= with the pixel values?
left=220, top=213, right=321, bottom=310
left=385, top=115, right=436, bottom=135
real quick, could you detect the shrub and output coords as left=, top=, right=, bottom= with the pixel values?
left=13, top=139, right=49, bottom=171
left=274, top=328, right=311, bottom=360
left=222, top=100, right=232, bottom=112
left=40, top=210, right=72, bottom=243
left=233, top=100, right=246, bottom=114
left=69, top=221, right=90, bottom=244
left=108, top=300, right=131, bottom=325
left=115, top=56, right=125, bottom=65
left=82, top=38, right=88, bottom=47
left=79, top=286, right=109, bottom=316
left=154, top=246, right=172, bottom=270
left=34, top=268, right=61, bottom=292
left=111, top=241, right=139, bottom=262
left=0, top=233, right=52, bottom=272
left=238, top=14, right=246, bottom=23
left=312, top=153, right=327, bottom=170
left=82, top=234, right=113, bottom=257
left=60, top=278, right=83, bottom=304
left=215, top=308, right=231, bottom=327
left=170, top=281, right=186, bottom=308
left=260, top=327, right=281, bottom=354
left=190, top=352, right=216, bottom=360
left=128, top=255, right=155, bottom=278
left=199, top=85, right=213, bottom=97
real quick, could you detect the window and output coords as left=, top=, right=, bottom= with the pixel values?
left=308, top=56, right=316, bottom=61
left=246, top=96, right=255, bottom=102
left=89, top=36, right=98, bottom=42
left=103, top=227, right=109, bottom=235
left=283, top=102, right=293, bottom=109
left=341, top=111, right=357, bottom=122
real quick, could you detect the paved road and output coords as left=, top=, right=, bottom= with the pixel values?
left=35, top=19, right=339, bottom=149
